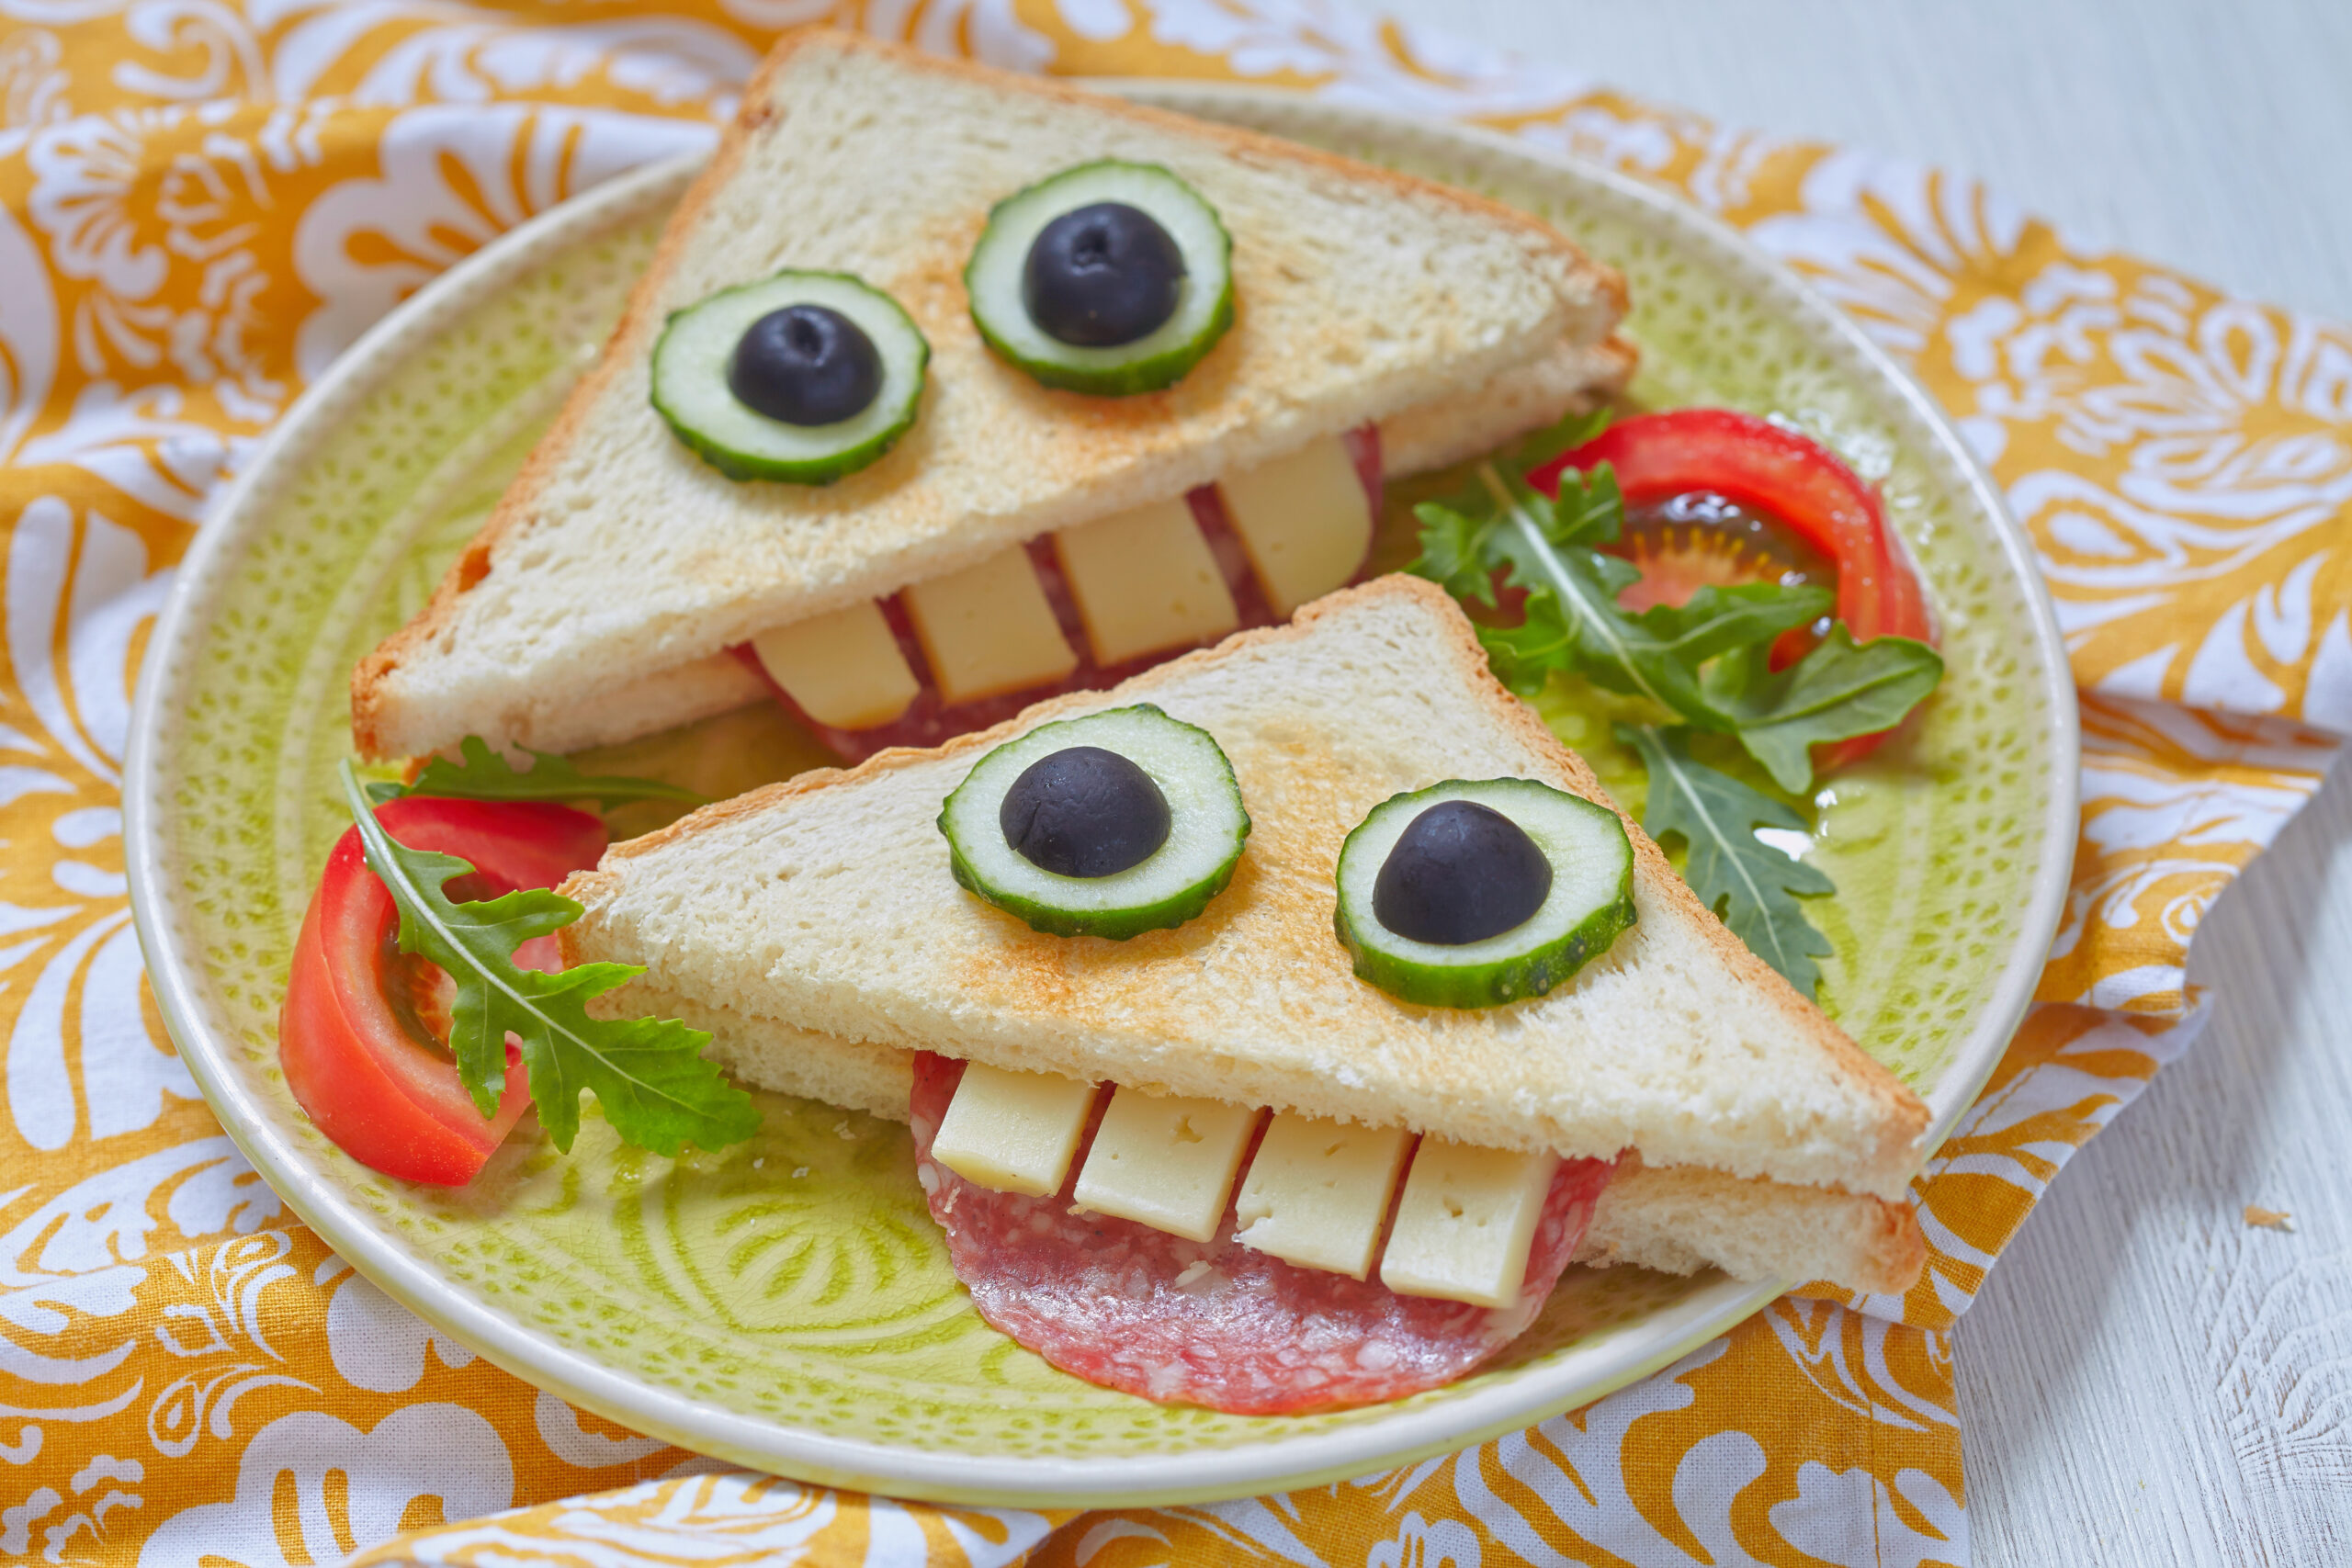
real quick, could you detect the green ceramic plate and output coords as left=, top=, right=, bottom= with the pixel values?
left=125, top=87, right=2077, bottom=1507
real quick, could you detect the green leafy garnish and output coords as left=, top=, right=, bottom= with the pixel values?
left=1708, top=627, right=1946, bottom=793
left=1413, top=462, right=1831, bottom=716
left=366, top=736, right=707, bottom=809
left=1409, top=429, right=1945, bottom=995
left=338, top=761, right=758, bottom=1156
left=1618, top=725, right=1835, bottom=999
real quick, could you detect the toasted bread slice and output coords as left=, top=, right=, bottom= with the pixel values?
left=352, top=29, right=1629, bottom=761
left=564, top=578, right=1928, bottom=1231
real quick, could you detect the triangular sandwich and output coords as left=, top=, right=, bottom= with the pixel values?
left=353, top=30, right=1631, bottom=764
left=560, top=577, right=1929, bottom=1414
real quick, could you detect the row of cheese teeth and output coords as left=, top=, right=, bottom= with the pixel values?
left=930, top=1061, right=1562, bottom=1310
left=749, top=434, right=1374, bottom=731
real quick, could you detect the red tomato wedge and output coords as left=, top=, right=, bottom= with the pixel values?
left=1532, top=409, right=1935, bottom=769
left=280, top=796, right=608, bottom=1186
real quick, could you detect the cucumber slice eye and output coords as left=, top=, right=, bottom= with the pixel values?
left=940, top=705, right=1250, bottom=940
left=1335, top=780, right=1636, bottom=1010
left=966, top=162, right=1234, bottom=397
left=651, top=270, right=929, bottom=484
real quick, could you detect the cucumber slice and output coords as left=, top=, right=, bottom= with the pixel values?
left=650, top=270, right=928, bottom=484
left=965, top=162, right=1234, bottom=397
left=940, top=705, right=1250, bottom=940
left=1335, top=780, right=1636, bottom=1010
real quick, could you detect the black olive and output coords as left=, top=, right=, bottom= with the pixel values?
left=1001, top=746, right=1171, bottom=878
left=1373, top=800, right=1554, bottom=946
left=728, top=304, right=883, bottom=426
left=1021, top=202, right=1186, bottom=348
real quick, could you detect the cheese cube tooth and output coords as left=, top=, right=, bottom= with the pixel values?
left=1233, top=1114, right=1412, bottom=1280
left=1216, top=435, right=1374, bottom=616
left=750, top=600, right=920, bottom=730
left=902, top=547, right=1077, bottom=705
left=1071, top=1088, right=1259, bottom=1242
left=929, top=1064, right=1098, bottom=1198
left=1378, top=1141, right=1559, bottom=1310
left=1053, top=498, right=1239, bottom=667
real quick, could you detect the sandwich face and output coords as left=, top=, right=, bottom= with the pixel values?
left=351, top=29, right=1630, bottom=764
left=561, top=577, right=1931, bottom=1316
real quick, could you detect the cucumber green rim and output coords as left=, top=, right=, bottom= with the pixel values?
left=939, top=705, right=1251, bottom=941
left=1335, top=780, right=1637, bottom=1010
left=963, top=159, right=1236, bottom=396
left=649, top=268, right=930, bottom=484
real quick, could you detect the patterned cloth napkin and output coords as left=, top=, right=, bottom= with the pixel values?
left=1, top=2, right=2344, bottom=1562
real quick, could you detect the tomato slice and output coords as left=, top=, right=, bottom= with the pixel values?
left=1532, top=409, right=1934, bottom=768
left=279, top=796, right=608, bottom=1186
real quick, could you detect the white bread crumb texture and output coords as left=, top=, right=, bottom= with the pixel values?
left=362, top=35, right=1623, bottom=760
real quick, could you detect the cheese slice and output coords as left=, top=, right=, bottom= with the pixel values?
left=902, top=547, right=1077, bottom=705
left=929, top=1064, right=1098, bottom=1198
left=1378, top=1141, right=1559, bottom=1309
left=1071, top=1089, right=1258, bottom=1242
left=750, top=601, right=920, bottom=730
left=1233, top=1114, right=1412, bottom=1280
left=1053, top=498, right=1239, bottom=666
left=1216, top=435, right=1373, bottom=615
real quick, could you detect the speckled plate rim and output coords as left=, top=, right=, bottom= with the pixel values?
left=125, top=87, right=2079, bottom=1508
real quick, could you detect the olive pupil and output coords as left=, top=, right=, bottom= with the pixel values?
left=1373, top=800, right=1553, bottom=946
left=1001, top=745, right=1171, bottom=879
left=728, top=303, right=883, bottom=428
left=1023, top=202, right=1186, bottom=350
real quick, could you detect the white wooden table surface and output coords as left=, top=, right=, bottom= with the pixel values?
left=1370, top=2, right=2352, bottom=1562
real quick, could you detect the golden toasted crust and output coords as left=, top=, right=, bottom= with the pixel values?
left=350, top=29, right=1626, bottom=758
left=567, top=576, right=1928, bottom=1183
left=1849, top=1198, right=1930, bottom=1294
left=1578, top=1150, right=1928, bottom=1293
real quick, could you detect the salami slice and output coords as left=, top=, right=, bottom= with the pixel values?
left=910, top=1053, right=1612, bottom=1415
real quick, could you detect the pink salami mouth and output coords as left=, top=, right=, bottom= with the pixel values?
left=908, top=1052, right=1612, bottom=1415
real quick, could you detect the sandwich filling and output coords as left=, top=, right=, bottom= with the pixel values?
left=732, top=426, right=1384, bottom=762
left=912, top=1054, right=1615, bottom=1414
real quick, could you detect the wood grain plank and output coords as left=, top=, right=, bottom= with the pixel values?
left=1958, top=768, right=2352, bottom=1565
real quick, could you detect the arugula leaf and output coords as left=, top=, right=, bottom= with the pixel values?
left=1407, top=499, right=1507, bottom=611
left=1420, top=464, right=1826, bottom=715
left=1632, top=582, right=1836, bottom=682
left=1411, top=455, right=1623, bottom=583
left=367, top=736, right=706, bottom=809
left=1406, top=439, right=1947, bottom=992
left=1616, top=725, right=1835, bottom=1000
left=1471, top=547, right=1636, bottom=695
left=1426, top=464, right=1666, bottom=705
left=1407, top=409, right=1619, bottom=564
left=338, top=761, right=759, bottom=1156
left=1710, top=627, right=1945, bottom=793
left=1510, top=455, right=1625, bottom=550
